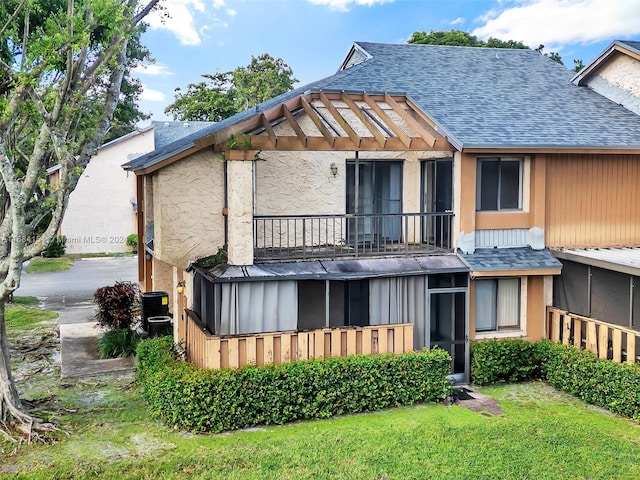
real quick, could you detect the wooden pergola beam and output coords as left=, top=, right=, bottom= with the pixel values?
left=362, top=92, right=411, bottom=148
left=341, top=93, right=386, bottom=148
left=384, top=93, right=437, bottom=147
left=300, top=97, right=335, bottom=147
left=282, top=103, right=307, bottom=147
left=260, top=113, right=277, bottom=148
left=318, top=91, right=361, bottom=147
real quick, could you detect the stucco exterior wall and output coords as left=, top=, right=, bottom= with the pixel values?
left=255, top=150, right=452, bottom=215
left=586, top=53, right=640, bottom=115
left=152, top=257, right=174, bottom=312
left=152, top=150, right=225, bottom=269
left=62, top=128, right=154, bottom=254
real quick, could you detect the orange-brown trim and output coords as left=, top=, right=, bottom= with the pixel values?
left=475, top=212, right=531, bottom=230
left=136, top=175, right=145, bottom=286
left=471, top=268, right=561, bottom=278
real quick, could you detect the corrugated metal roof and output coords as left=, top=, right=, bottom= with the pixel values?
left=197, top=255, right=468, bottom=283
left=459, top=247, right=563, bottom=272
left=553, top=247, right=640, bottom=276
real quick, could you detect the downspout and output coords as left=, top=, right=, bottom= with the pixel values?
left=223, top=152, right=228, bottom=249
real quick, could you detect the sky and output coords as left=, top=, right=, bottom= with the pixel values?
left=133, top=0, right=640, bottom=122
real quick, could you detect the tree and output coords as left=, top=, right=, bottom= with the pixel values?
left=0, top=0, right=161, bottom=441
left=409, top=30, right=565, bottom=66
left=165, top=53, right=298, bottom=121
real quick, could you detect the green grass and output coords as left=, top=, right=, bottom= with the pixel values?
left=6, top=304, right=58, bottom=330
left=26, top=256, right=74, bottom=273
left=2, top=381, right=639, bottom=479
left=10, top=295, right=39, bottom=306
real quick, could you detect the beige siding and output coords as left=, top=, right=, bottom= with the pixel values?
left=546, top=154, right=640, bottom=249
left=152, top=150, right=225, bottom=268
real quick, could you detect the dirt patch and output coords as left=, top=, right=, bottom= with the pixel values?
left=9, top=323, right=60, bottom=394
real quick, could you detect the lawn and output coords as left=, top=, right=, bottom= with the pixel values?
left=1, top=376, right=639, bottom=478
left=2, top=317, right=639, bottom=479
left=26, top=256, right=74, bottom=273
left=6, top=298, right=58, bottom=332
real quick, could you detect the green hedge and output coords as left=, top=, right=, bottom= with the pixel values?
left=471, top=338, right=547, bottom=384
left=542, top=343, right=640, bottom=422
left=471, top=339, right=640, bottom=422
left=137, top=337, right=453, bottom=433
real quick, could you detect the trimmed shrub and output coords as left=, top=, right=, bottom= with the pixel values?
left=97, top=329, right=140, bottom=358
left=542, top=343, right=640, bottom=422
left=126, top=233, right=138, bottom=253
left=94, top=281, right=140, bottom=331
left=137, top=338, right=453, bottom=433
left=42, top=236, right=66, bottom=258
left=471, top=338, right=546, bottom=385
left=471, top=338, right=640, bottom=422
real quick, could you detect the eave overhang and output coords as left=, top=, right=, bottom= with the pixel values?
left=129, top=90, right=456, bottom=176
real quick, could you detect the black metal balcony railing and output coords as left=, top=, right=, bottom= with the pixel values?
left=254, top=212, right=453, bottom=261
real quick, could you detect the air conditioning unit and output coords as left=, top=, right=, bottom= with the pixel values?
left=140, top=291, right=169, bottom=331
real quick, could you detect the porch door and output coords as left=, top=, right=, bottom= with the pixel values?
left=346, top=161, right=402, bottom=244
left=429, top=290, right=468, bottom=382
left=422, top=159, right=452, bottom=246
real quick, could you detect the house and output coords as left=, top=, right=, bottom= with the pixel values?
left=124, top=42, right=640, bottom=380
left=547, top=41, right=640, bottom=339
left=58, top=121, right=213, bottom=255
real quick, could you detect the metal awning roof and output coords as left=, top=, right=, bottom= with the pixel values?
left=196, top=255, right=468, bottom=283
left=553, top=247, right=640, bottom=276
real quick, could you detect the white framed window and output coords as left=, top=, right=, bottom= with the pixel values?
left=476, top=157, right=523, bottom=211
left=475, top=277, right=521, bottom=332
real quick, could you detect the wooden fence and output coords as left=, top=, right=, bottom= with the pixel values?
left=183, top=313, right=414, bottom=369
left=547, top=306, right=639, bottom=363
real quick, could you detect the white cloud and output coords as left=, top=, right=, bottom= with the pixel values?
left=146, top=0, right=231, bottom=46
left=308, top=0, right=394, bottom=13
left=131, top=63, right=173, bottom=76
left=140, top=85, right=166, bottom=102
left=472, top=0, right=640, bottom=51
left=450, top=17, right=465, bottom=26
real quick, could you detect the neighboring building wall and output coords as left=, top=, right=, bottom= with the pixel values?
left=62, top=128, right=154, bottom=254
left=152, top=150, right=225, bottom=269
left=585, top=52, right=640, bottom=116
left=545, top=154, right=640, bottom=249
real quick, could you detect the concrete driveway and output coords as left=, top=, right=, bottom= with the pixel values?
left=15, top=256, right=139, bottom=377
left=16, top=256, right=138, bottom=324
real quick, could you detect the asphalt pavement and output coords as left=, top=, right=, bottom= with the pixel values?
left=16, top=256, right=139, bottom=377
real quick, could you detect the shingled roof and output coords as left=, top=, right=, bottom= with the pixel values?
left=124, top=41, right=640, bottom=172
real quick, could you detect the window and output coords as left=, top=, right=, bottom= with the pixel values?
left=475, top=278, right=520, bottom=332
left=476, top=158, right=522, bottom=211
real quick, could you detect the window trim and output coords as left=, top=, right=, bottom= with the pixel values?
left=476, top=157, right=524, bottom=212
left=474, top=276, right=527, bottom=338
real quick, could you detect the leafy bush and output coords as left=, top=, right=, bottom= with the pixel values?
left=542, top=343, right=640, bottom=421
left=42, top=236, right=66, bottom=258
left=471, top=339, right=640, bottom=422
left=137, top=338, right=453, bottom=433
left=126, top=233, right=138, bottom=253
left=94, top=281, right=139, bottom=331
left=97, top=329, right=140, bottom=358
left=471, top=338, right=547, bottom=384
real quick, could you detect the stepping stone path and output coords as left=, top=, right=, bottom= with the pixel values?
left=453, top=387, right=504, bottom=416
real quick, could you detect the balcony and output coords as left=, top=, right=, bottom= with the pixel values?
left=254, top=212, right=453, bottom=261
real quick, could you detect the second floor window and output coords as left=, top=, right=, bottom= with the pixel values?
left=476, top=157, right=522, bottom=211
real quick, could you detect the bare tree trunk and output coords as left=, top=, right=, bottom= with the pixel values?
left=0, top=301, right=34, bottom=439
